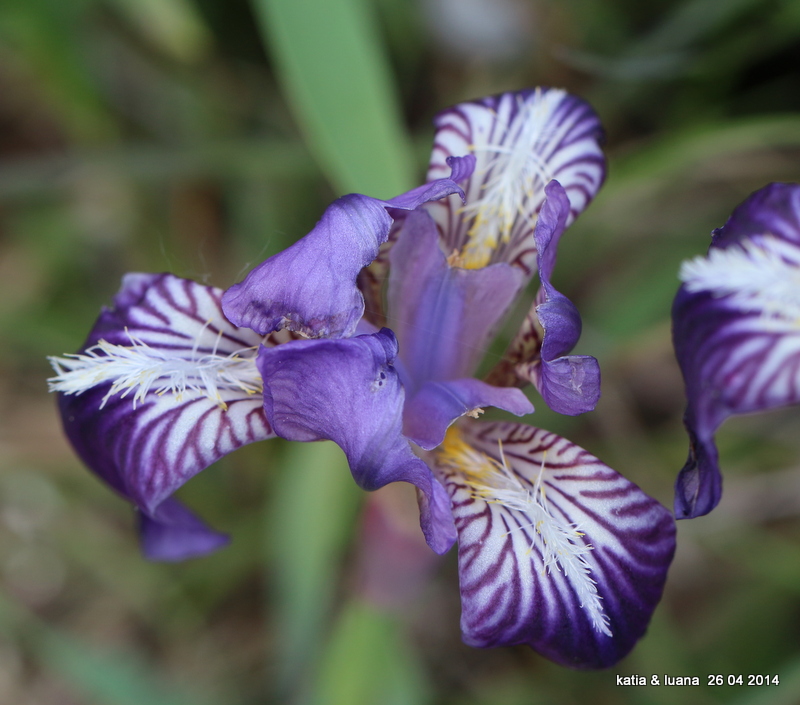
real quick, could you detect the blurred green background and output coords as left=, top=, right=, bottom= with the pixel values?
left=2, top=0, right=800, bottom=703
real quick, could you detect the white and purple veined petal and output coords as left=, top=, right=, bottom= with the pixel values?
left=425, top=88, right=605, bottom=273
left=485, top=181, right=600, bottom=415
left=49, top=273, right=274, bottom=560
left=434, top=422, right=675, bottom=668
left=673, top=183, right=800, bottom=519
left=257, top=328, right=457, bottom=555
left=222, top=156, right=474, bottom=340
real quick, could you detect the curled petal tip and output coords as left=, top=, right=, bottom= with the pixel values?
left=500, top=182, right=600, bottom=414
left=222, top=194, right=388, bottom=338
left=673, top=427, right=722, bottom=520
left=537, top=354, right=601, bottom=416
left=139, top=499, right=230, bottom=562
left=445, top=154, right=476, bottom=200
left=415, top=477, right=458, bottom=555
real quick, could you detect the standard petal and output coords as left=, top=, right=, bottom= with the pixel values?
left=673, top=185, right=800, bottom=517
left=50, top=274, right=273, bottom=559
left=257, top=328, right=457, bottom=554
left=404, top=378, right=533, bottom=450
left=435, top=422, right=675, bottom=669
left=486, top=181, right=600, bottom=415
left=222, top=160, right=472, bottom=340
left=387, top=208, right=524, bottom=387
left=425, top=88, right=605, bottom=272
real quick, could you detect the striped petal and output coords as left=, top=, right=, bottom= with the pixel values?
left=49, top=273, right=273, bottom=559
left=435, top=422, right=675, bottom=668
left=673, top=183, right=800, bottom=518
left=425, top=88, right=605, bottom=273
left=221, top=157, right=473, bottom=340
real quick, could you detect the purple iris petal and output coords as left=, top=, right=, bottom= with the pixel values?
left=257, top=328, right=457, bottom=554
left=52, top=274, right=272, bottom=559
left=673, top=183, right=800, bottom=518
left=139, top=498, right=229, bottom=562
left=222, top=157, right=474, bottom=340
left=436, top=422, right=675, bottom=668
left=404, top=378, right=534, bottom=450
left=482, top=181, right=600, bottom=412
left=710, top=182, right=800, bottom=248
left=387, top=208, right=524, bottom=387
left=425, top=88, right=606, bottom=273
left=530, top=181, right=601, bottom=415
left=384, top=155, right=475, bottom=210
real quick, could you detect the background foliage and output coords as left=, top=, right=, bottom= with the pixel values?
left=2, top=0, right=800, bottom=703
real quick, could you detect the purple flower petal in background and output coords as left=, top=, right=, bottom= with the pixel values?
left=49, top=273, right=273, bottom=559
left=221, top=157, right=474, bottom=340
left=425, top=88, right=605, bottom=273
left=257, top=328, right=457, bottom=555
left=673, top=183, right=800, bottom=518
left=435, top=422, right=675, bottom=668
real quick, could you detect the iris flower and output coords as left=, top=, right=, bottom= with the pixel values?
left=673, top=183, right=800, bottom=519
left=50, top=88, right=675, bottom=668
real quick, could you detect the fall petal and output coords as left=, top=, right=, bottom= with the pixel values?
left=50, top=274, right=272, bottom=559
left=435, top=422, right=675, bottom=668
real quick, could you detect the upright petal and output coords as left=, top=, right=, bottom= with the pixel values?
left=387, top=208, right=524, bottom=388
left=426, top=88, right=605, bottom=272
left=435, top=422, right=675, bottom=668
left=673, top=183, right=800, bottom=518
left=222, top=158, right=473, bottom=340
left=257, top=329, right=457, bottom=554
left=49, top=274, right=273, bottom=559
left=486, top=182, right=600, bottom=415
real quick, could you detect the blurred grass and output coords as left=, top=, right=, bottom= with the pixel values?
left=252, top=0, right=415, bottom=196
left=267, top=440, right=362, bottom=702
left=0, top=589, right=221, bottom=705
left=2, top=0, right=800, bottom=703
